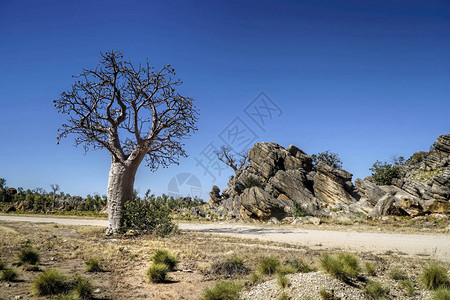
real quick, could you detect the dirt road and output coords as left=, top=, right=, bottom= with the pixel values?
left=1, top=215, right=449, bottom=261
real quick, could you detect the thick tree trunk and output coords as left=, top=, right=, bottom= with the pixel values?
left=105, top=161, right=137, bottom=235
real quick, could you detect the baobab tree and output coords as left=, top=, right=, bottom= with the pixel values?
left=54, top=51, right=199, bottom=234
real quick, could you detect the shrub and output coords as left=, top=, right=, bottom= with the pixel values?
left=258, top=257, right=280, bottom=275
left=121, top=196, right=177, bottom=237
left=276, top=264, right=297, bottom=275
left=147, top=263, right=169, bottom=283
left=285, top=257, right=314, bottom=273
left=370, top=161, right=400, bottom=186
left=293, top=202, right=309, bottom=217
left=389, top=267, right=408, bottom=281
left=421, top=264, right=450, bottom=290
left=71, top=275, right=93, bottom=300
left=18, top=247, right=40, bottom=265
left=277, top=273, right=290, bottom=288
left=363, top=280, right=390, bottom=299
left=151, top=249, right=178, bottom=271
left=248, top=272, right=261, bottom=285
left=1, top=268, right=18, bottom=281
left=33, top=269, right=68, bottom=296
left=210, top=256, right=249, bottom=276
left=339, top=253, right=360, bottom=278
left=86, top=258, right=103, bottom=272
left=365, top=262, right=376, bottom=276
left=319, top=289, right=340, bottom=300
left=400, top=279, right=415, bottom=296
left=433, top=287, right=450, bottom=300
left=278, top=291, right=290, bottom=300
left=320, top=253, right=360, bottom=282
left=311, top=150, right=343, bottom=170
left=243, top=176, right=262, bottom=188
left=201, top=280, right=242, bottom=300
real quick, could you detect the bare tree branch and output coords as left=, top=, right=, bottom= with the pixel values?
left=54, top=50, right=199, bottom=168
left=214, top=145, right=248, bottom=171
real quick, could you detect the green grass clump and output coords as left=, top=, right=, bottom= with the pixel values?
left=210, top=256, right=249, bottom=276
left=320, top=253, right=360, bottom=282
left=1, top=268, right=18, bottom=282
left=147, top=263, right=169, bottom=283
left=201, top=280, right=242, bottom=300
left=277, top=273, right=290, bottom=288
left=151, top=249, right=178, bottom=271
left=258, top=257, right=281, bottom=275
left=400, top=279, right=415, bottom=296
left=71, top=275, right=93, bottom=300
left=432, top=287, right=450, bottom=300
left=285, top=257, right=314, bottom=273
left=365, top=262, right=376, bottom=276
left=363, top=280, right=390, bottom=300
left=389, top=267, right=408, bottom=281
left=18, top=247, right=40, bottom=265
left=248, top=272, right=261, bottom=285
left=243, top=176, right=262, bottom=188
left=421, top=264, right=449, bottom=290
left=319, top=289, right=340, bottom=300
left=33, top=269, right=68, bottom=296
left=278, top=291, right=290, bottom=300
left=86, top=258, right=103, bottom=272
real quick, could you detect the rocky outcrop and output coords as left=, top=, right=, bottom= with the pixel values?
left=209, top=134, right=450, bottom=222
left=313, top=163, right=358, bottom=207
left=240, top=187, right=292, bottom=220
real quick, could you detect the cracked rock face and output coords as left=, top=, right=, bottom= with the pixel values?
left=208, top=134, right=450, bottom=221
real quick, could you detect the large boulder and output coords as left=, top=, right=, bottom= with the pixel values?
left=248, top=142, right=286, bottom=178
left=430, top=169, right=450, bottom=200
left=401, top=178, right=433, bottom=200
left=354, top=178, right=386, bottom=206
left=422, top=199, right=450, bottom=214
left=239, top=186, right=292, bottom=220
left=209, top=186, right=222, bottom=205
left=247, top=142, right=313, bottom=178
left=367, top=193, right=408, bottom=218
left=269, top=169, right=319, bottom=214
left=313, top=163, right=357, bottom=207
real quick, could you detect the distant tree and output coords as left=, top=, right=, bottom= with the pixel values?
left=369, top=161, right=400, bottom=186
left=50, top=184, right=60, bottom=195
left=49, top=184, right=60, bottom=209
left=54, top=51, right=199, bottom=234
left=0, top=178, right=6, bottom=202
left=391, top=154, right=405, bottom=165
left=311, top=150, right=343, bottom=170
left=214, top=145, right=248, bottom=171
left=0, top=178, right=6, bottom=190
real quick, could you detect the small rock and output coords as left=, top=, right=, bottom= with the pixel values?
left=15, top=296, right=22, bottom=300
left=292, top=217, right=304, bottom=225
left=423, top=222, right=437, bottom=227
left=308, top=217, right=321, bottom=225
left=283, top=217, right=294, bottom=223
left=269, top=217, right=280, bottom=225
left=430, top=214, right=448, bottom=220
left=381, top=216, right=389, bottom=221
left=94, top=288, right=101, bottom=294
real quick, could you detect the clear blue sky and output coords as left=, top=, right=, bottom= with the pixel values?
left=1, top=0, right=449, bottom=199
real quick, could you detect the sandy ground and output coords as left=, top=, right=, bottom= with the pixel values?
left=1, top=215, right=449, bottom=262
